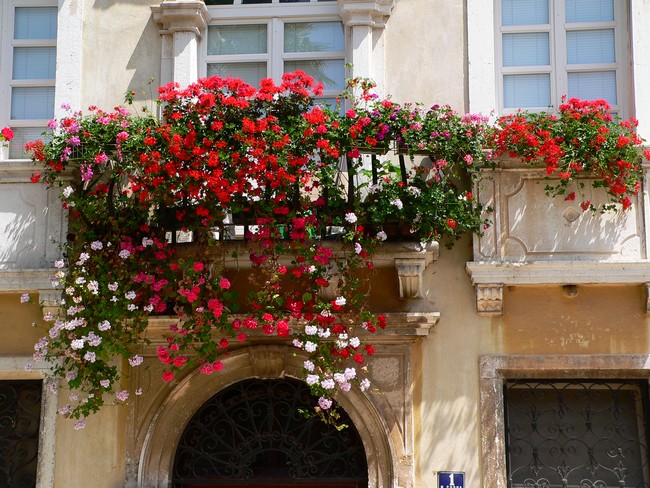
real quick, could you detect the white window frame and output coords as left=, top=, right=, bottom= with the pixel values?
left=202, top=1, right=345, bottom=101
left=468, top=0, right=650, bottom=133
left=494, top=0, right=629, bottom=116
left=0, top=0, right=57, bottom=161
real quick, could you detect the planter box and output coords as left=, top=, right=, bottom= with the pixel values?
left=473, top=158, right=646, bottom=262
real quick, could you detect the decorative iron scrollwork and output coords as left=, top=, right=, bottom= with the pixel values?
left=172, top=378, right=368, bottom=486
left=0, top=380, right=42, bottom=488
left=505, top=380, right=650, bottom=488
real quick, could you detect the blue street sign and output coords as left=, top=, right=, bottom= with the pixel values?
left=438, top=471, right=465, bottom=488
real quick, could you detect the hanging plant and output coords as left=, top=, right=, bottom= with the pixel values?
left=21, top=72, right=489, bottom=428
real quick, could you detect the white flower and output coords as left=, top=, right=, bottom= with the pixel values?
left=292, top=338, right=303, bottom=348
left=54, top=259, right=65, bottom=268
left=142, top=237, right=153, bottom=247
left=334, top=373, right=346, bottom=383
left=304, top=325, right=317, bottom=335
left=340, top=382, right=351, bottom=392
left=76, top=253, right=90, bottom=265
left=128, top=355, right=143, bottom=367
left=349, top=337, right=361, bottom=348
left=317, top=328, right=331, bottom=339
left=376, top=230, right=388, bottom=241
left=87, top=281, right=99, bottom=294
left=84, top=351, right=96, bottom=363
left=75, top=277, right=86, bottom=285
left=321, top=378, right=335, bottom=390
left=304, top=341, right=317, bottom=353
left=359, top=378, right=371, bottom=391
left=354, top=242, right=362, bottom=254
left=62, top=186, right=74, bottom=198
left=306, top=374, right=320, bottom=385
left=125, top=291, right=136, bottom=300
left=390, top=198, right=403, bottom=210
left=318, top=397, right=333, bottom=410
left=116, top=390, right=129, bottom=402
left=100, top=380, right=110, bottom=388
left=335, top=296, right=346, bottom=306
left=127, top=304, right=137, bottom=311
left=73, top=419, right=86, bottom=430
left=344, top=367, right=356, bottom=380
left=119, top=249, right=131, bottom=259
left=98, top=320, right=111, bottom=331
left=345, top=212, right=357, bottom=223
left=20, top=293, right=30, bottom=303
left=135, top=388, right=143, bottom=396
left=108, top=282, right=118, bottom=292
left=90, top=241, right=103, bottom=251
left=86, top=332, right=102, bottom=346
left=407, top=186, right=421, bottom=197
left=143, top=304, right=154, bottom=313
left=303, top=360, right=315, bottom=372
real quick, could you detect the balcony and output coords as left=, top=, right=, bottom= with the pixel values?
left=466, top=158, right=650, bottom=316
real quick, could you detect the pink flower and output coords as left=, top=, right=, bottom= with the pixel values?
left=1, top=127, right=14, bottom=141
left=219, top=278, right=231, bottom=289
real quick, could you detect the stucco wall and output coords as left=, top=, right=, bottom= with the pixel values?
left=385, top=0, right=466, bottom=111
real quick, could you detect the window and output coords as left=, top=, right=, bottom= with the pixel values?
left=204, top=0, right=344, bottom=106
left=505, top=379, right=650, bottom=487
left=0, top=379, right=43, bottom=487
left=496, top=0, right=629, bottom=115
left=0, top=1, right=57, bottom=160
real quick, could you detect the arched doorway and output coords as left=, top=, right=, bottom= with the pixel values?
left=171, top=378, right=368, bottom=487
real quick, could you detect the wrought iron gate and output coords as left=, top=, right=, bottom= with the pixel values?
left=172, top=378, right=368, bottom=487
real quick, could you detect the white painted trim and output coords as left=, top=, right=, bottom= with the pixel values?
left=54, top=0, right=82, bottom=115
left=467, top=260, right=650, bottom=285
left=631, top=0, right=650, bottom=140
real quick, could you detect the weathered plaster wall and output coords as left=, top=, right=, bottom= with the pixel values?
left=384, top=0, right=466, bottom=110
left=0, top=297, right=46, bottom=355
left=81, top=0, right=162, bottom=111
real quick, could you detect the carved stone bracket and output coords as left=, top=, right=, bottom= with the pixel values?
left=152, top=0, right=208, bottom=38
left=338, top=0, right=394, bottom=28
left=475, top=284, right=504, bottom=317
left=645, top=283, right=650, bottom=314
left=395, top=258, right=426, bottom=300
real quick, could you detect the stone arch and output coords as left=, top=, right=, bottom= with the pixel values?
left=137, top=345, right=398, bottom=487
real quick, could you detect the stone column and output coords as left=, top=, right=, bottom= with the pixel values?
left=338, top=0, right=394, bottom=93
left=152, top=0, right=209, bottom=87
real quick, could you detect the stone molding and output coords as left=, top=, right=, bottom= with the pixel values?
left=152, top=0, right=209, bottom=38
left=130, top=344, right=416, bottom=488
left=338, top=0, right=394, bottom=28
left=480, top=354, right=650, bottom=487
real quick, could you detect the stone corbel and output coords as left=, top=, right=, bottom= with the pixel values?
left=152, top=0, right=208, bottom=38
left=338, top=0, right=394, bottom=28
left=475, top=284, right=503, bottom=317
left=645, top=283, right=650, bottom=314
left=395, top=258, right=426, bottom=300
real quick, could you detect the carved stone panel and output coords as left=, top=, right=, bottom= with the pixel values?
left=474, top=163, right=645, bottom=263
left=0, top=183, right=64, bottom=269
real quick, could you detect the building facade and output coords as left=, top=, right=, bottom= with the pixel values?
left=2, top=0, right=650, bottom=487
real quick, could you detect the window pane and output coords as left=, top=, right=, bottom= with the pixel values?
left=207, top=25, right=267, bottom=56
left=8, top=127, right=47, bottom=159
left=566, top=29, right=614, bottom=64
left=568, top=71, right=617, bottom=104
left=13, top=47, right=56, bottom=80
left=566, top=0, right=613, bottom=23
left=242, top=0, right=271, bottom=3
left=502, top=0, right=548, bottom=25
left=284, top=59, right=344, bottom=90
left=502, top=33, right=549, bottom=67
left=14, top=7, right=57, bottom=39
left=207, top=62, right=266, bottom=87
left=503, top=74, right=550, bottom=108
left=11, top=87, right=55, bottom=120
left=284, top=22, right=344, bottom=53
